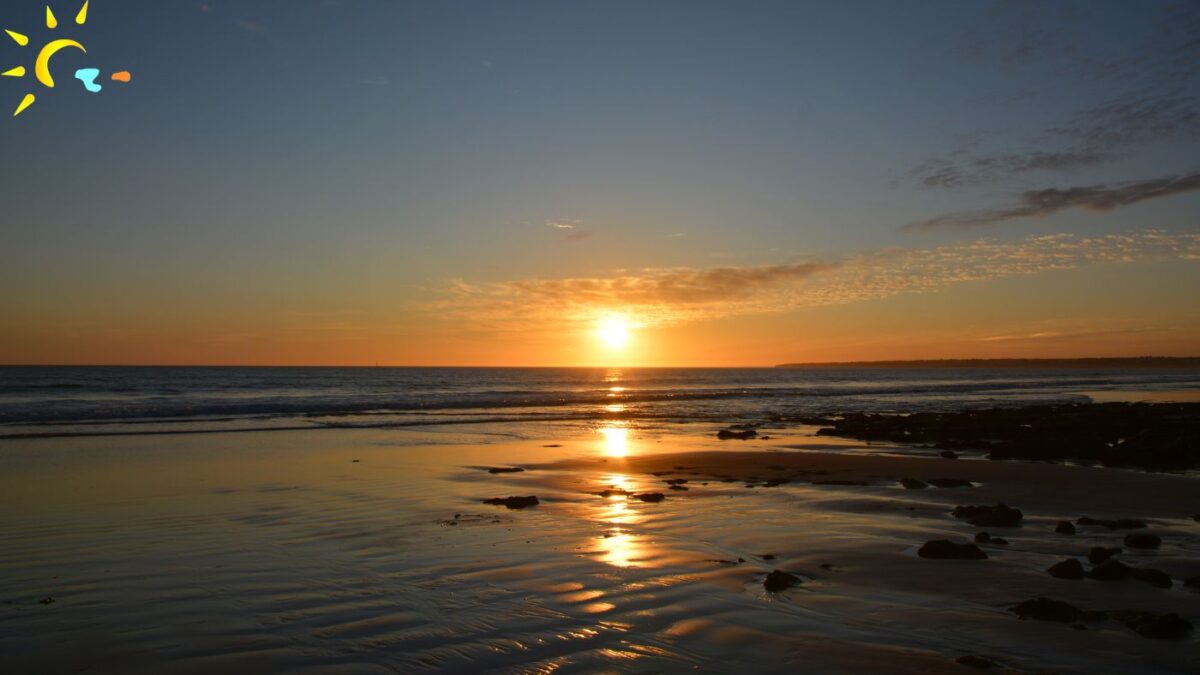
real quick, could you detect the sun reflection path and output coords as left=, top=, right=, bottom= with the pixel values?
left=599, top=424, right=629, bottom=458
left=595, top=475, right=646, bottom=568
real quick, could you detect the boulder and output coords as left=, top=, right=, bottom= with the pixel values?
left=1087, top=559, right=1133, bottom=581
left=900, top=477, right=927, bottom=490
left=1130, top=568, right=1173, bottom=589
left=918, top=539, right=988, bottom=560
left=717, top=429, right=757, bottom=440
left=1010, top=597, right=1086, bottom=623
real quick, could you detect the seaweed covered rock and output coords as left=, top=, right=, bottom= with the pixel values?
left=763, top=570, right=801, bottom=592
left=482, top=495, right=539, bottom=509
left=1010, top=597, right=1090, bottom=623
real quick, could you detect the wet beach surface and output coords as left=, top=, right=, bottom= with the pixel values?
left=1, top=420, right=1197, bottom=673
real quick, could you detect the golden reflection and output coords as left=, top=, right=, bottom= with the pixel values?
left=599, top=424, right=629, bottom=457
left=593, top=472, right=648, bottom=567
left=607, top=386, right=626, bottom=395
left=604, top=403, right=626, bottom=414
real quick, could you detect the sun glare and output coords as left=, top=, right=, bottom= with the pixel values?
left=596, top=317, right=632, bottom=349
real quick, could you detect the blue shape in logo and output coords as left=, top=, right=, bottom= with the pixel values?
left=74, top=68, right=102, bottom=93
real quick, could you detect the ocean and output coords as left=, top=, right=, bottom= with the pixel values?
left=2, top=365, right=1198, bottom=438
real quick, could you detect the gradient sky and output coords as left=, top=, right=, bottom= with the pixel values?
left=1, top=0, right=1198, bottom=366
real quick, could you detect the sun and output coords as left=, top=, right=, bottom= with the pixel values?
left=5, top=2, right=91, bottom=117
left=596, top=316, right=633, bottom=349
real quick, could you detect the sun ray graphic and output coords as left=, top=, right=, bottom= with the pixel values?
left=5, top=2, right=90, bottom=116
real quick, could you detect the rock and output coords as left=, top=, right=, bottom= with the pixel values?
left=1077, top=517, right=1146, bottom=530
left=482, top=495, right=539, bottom=509
left=1047, top=558, right=1085, bottom=580
left=988, top=537, right=1009, bottom=545
left=1130, top=568, right=1173, bottom=589
left=763, top=570, right=801, bottom=592
left=955, top=655, right=996, bottom=669
left=1123, top=533, right=1161, bottom=549
left=1055, top=520, right=1076, bottom=535
left=918, top=539, right=988, bottom=560
left=974, top=532, right=991, bottom=543
left=940, top=451, right=959, bottom=459
left=1010, top=597, right=1086, bottom=623
left=927, top=478, right=973, bottom=488
left=487, top=467, right=525, bottom=474
left=1088, top=547, right=1121, bottom=564
left=669, top=484, right=689, bottom=491
left=594, top=489, right=630, bottom=498
left=1110, top=611, right=1193, bottom=639
left=39, top=597, right=54, bottom=605
left=813, top=480, right=870, bottom=486
left=952, top=504, right=1023, bottom=527
left=634, top=492, right=665, bottom=503
left=717, top=429, right=757, bottom=440
left=900, top=477, right=928, bottom=489
left=1087, top=559, right=1133, bottom=581
left=664, top=479, right=688, bottom=485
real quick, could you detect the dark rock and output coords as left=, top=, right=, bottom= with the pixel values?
left=813, top=480, right=870, bottom=486
left=759, top=554, right=776, bottom=560
left=482, top=495, right=539, bottom=509
left=1129, top=568, right=1173, bottom=589
left=927, top=478, right=973, bottom=488
left=634, top=492, right=665, bottom=503
left=918, top=539, right=988, bottom=560
left=487, top=467, right=525, bottom=474
left=1077, top=517, right=1146, bottom=530
left=717, top=429, right=757, bottom=440
left=810, top=403, right=1200, bottom=472
left=763, top=569, right=801, bottom=592
left=664, top=479, right=688, bottom=485
left=1124, top=533, right=1161, bottom=549
left=593, top=489, right=631, bottom=498
left=760, top=479, right=789, bottom=487
left=1047, top=558, right=1085, bottom=580
left=988, top=537, right=1009, bottom=545
left=669, top=484, right=689, bottom=491
left=1110, top=611, right=1193, bottom=639
left=1087, top=559, right=1133, bottom=581
left=900, top=477, right=927, bottom=489
left=940, top=450, right=959, bottom=459
left=974, top=532, right=991, bottom=543
left=1088, top=547, right=1121, bottom=564
left=39, top=597, right=54, bottom=605
left=1010, top=597, right=1085, bottom=623
left=955, top=655, right=996, bottom=669
left=952, top=504, right=1023, bottom=527
left=1055, top=520, right=1076, bottom=535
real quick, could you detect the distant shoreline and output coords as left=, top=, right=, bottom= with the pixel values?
left=776, top=357, right=1200, bottom=369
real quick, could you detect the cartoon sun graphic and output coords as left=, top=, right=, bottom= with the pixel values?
left=3, top=2, right=121, bottom=117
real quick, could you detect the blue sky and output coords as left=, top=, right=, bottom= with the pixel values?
left=1, top=0, right=1197, bottom=365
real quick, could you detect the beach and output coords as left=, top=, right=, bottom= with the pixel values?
left=2, top=408, right=1198, bottom=673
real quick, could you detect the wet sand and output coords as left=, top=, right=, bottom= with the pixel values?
left=1, top=422, right=1197, bottom=673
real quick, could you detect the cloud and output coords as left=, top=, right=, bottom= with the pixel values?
left=547, top=218, right=583, bottom=230
left=978, top=327, right=1161, bottom=343
left=904, top=172, right=1200, bottom=230
left=426, top=231, right=1200, bottom=331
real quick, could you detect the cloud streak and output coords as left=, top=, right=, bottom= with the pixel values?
left=904, top=172, right=1200, bottom=230
left=427, top=231, right=1200, bottom=331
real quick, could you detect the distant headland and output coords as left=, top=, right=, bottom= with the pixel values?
left=776, top=357, right=1200, bottom=369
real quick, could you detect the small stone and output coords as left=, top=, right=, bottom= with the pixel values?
left=974, top=532, right=991, bottom=543
left=1055, top=520, right=1076, bottom=535
left=1130, top=567, right=1173, bottom=589
left=1010, top=597, right=1085, bottom=623
left=900, top=477, right=927, bottom=490
left=39, top=597, right=54, bottom=605
left=487, top=467, right=525, bottom=474
left=481, top=495, right=539, bottom=509
left=952, top=504, right=1023, bottom=527
left=1087, top=546, right=1121, bottom=564
left=763, top=570, right=801, bottom=592
left=1047, top=558, right=1085, bottom=580
left=918, top=540, right=988, bottom=560
left=1087, top=559, right=1133, bottom=581
left=634, top=492, right=665, bottom=503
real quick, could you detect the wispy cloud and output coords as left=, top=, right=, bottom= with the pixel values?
left=427, top=231, right=1200, bottom=331
left=547, top=218, right=584, bottom=230
left=904, top=172, right=1200, bottom=230
left=978, top=327, right=1161, bottom=343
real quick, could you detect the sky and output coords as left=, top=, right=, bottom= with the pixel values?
left=0, top=0, right=1198, bottom=366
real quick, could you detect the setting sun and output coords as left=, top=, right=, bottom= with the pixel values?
left=596, top=317, right=633, bottom=349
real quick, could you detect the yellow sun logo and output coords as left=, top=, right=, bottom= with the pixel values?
left=3, top=2, right=127, bottom=117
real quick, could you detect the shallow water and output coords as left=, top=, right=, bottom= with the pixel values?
left=2, top=420, right=1197, bottom=673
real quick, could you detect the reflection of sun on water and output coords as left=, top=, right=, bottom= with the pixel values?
left=599, top=424, right=629, bottom=457
left=595, top=473, right=645, bottom=567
